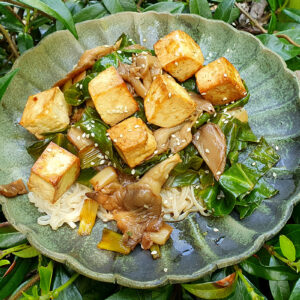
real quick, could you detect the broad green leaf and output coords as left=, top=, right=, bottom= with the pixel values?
left=17, top=0, right=78, bottom=38
left=0, top=260, right=10, bottom=267
left=171, top=170, right=200, bottom=187
left=282, top=8, right=300, bottom=23
left=0, top=69, right=19, bottom=102
left=189, top=0, right=212, bottom=19
left=228, top=7, right=240, bottom=24
left=52, top=265, right=82, bottom=300
left=269, top=256, right=291, bottom=300
left=0, top=258, right=33, bottom=299
left=268, top=11, right=277, bottom=33
left=17, top=32, right=34, bottom=54
left=13, top=246, right=40, bottom=258
left=257, top=34, right=300, bottom=61
left=287, top=56, right=300, bottom=71
left=213, top=0, right=234, bottom=22
left=102, top=0, right=124, bottom=13
left=143, top=2, right=186, bottom=13
left=289, top=277, right=300, bottom=300
left=73, top=3, right=108, bottom=23
left=182, top=272, right=237, bottom=299
left=276, top=22, right=300, bottom=30
left=280, top=235, right=296, bottom=262
left=119, top=0, right=137, bottom=12
left=0, top=225, right=27, bottom=248
left=240, top=256, right=299, bottom=281
left=39, top=260, right=53, bottom=295
left=276, top=29, right=300, bottom=44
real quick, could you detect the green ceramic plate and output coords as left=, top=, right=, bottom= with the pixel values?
left=0, top=12, right=299, bottom=288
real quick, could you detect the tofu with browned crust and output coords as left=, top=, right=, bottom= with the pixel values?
left=195, top=57, right=247, bottom=105
left=19, top=87, right=70, bottom=140
left=88, top=66, right=138, bottom=126
left=28, top=142, right=80, bottom=203
left=107, top=117, right=156, bottom=168
left=154, top=30, right=204, bottom=82
left=144, top=74, right=196, bottom=127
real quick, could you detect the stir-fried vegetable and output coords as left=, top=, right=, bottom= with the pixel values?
left=150, top=244, right=161, bottom=260
left=78, top=199, right=99, bottom=236
left=90, top=167, right=118, bottom=191
left=97, top=228, right=131, bottom=255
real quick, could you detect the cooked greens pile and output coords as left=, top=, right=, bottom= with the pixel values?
left=26, top=34, right=280, bottom=219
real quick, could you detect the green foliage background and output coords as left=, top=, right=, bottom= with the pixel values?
left=0, top=0, right=299, bottom=299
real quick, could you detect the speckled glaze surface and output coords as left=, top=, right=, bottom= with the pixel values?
left=0, top=12, right=299, bottom=288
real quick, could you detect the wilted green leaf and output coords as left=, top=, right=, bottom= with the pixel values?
left=280, top=235, right=296, bottom=262
left=17, top=0, right=78, bottom=38
left=189, top=0, right=212, bottom=19
left=0, top=69, right=19, bottom=102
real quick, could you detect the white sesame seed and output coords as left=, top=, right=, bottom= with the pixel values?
left=120, top=134, right=123, bottom=138
left=224, top=73, right=228, bottom=78
left=117, top=50, right=122, bottom=54
left=181, top=139, right=186, bottom=143
left=141, top=64, right=145, bottom=68
left=76, top=83, right=79, bottom=87
left=151, top=250, right=157, bottom=255
left=171, top=134, right=176, bottom=138
left=100, top=160, right=105, bottom=165
left=154, top=150, right=158, bottom=154
left=82, top=133, right=86, bottom=138
left=216, top=171, right=221, bottom=175
left=252, top=162, right=256, bottom=166
left=175, top=61, right=179, bottom=66
left=187, top=128, right=191, bottom=132
left=94, top=143, right=98, bottom=147
left=79, top=84, right=83, bottom=89
left=91, top=133, right=95, bottom=137
left=213, top=113, right=217, bottom=117
left=223, top=97, right=228, bottom=101
left=134, top=125, right=140, bottom=128
left=273, top=172, right=277, bottom=178
left=105, top=155, right=108, bottom=159
left=163, top=268, right=168, bottom=272
left=76, top=136, right=81, bottom=140
left=224, top=120, right=229, bottom=124
left=153, top=76, right=157, bottom=80
left=113, top=139, right=117, bottom=142
left=202, top=92, right=206, bottom=95
left=106, top=133, right=109, bottom=136
left=208, top=52, right=212, bottom=57
left=164, top=200, right=168, bottom=205
left=275, top=146, right=279, bottom=150
left=196, top=135, right=200, bottom=140
left=213, top=228, right=219, bottom=232
left=135, top=76, right=140, bottom=80
left=226, top=48, right=230, bottom=52
left=205, top=148, right=210, bottom=153
left=128, top=129, right=133, bottom=132
left=143, top=38, right=147, bottom=42
left=243, top=91, right=247, bottom=95
left=91, top=162, right=95, bottom=166
left=47, top=148, right=52, bottom=152
left=144, top=204, right=149, bottom=209
left=91, top=120, right=95, bottom=123
left=86, top=134, right=90, bottom=138
left=168, top=92, right=172, bottom=98
left=129, top=57, right=132, bottom=61
left=205, top=170, right=209, bottom=174
left=131, top=169, right=136, bottom=175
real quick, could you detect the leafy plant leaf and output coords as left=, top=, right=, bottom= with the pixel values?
left=240, top=256, right=299, bottom=281
left=182, top=272, right=237, bottom=299
left=73, top=3, right=108, bottom=23
left=13, top=246, right=40, bottom=258
left=102, top=0, right=124, bottom=14
left=289, top=277, right=300, bottom=300
left=189, top=0, right=212, bottom=19
left=268, top=0, right=278, bottom=11
left=0, top=4, right=24, bottom=32
left=39, top=260, right=53, bottom=295
left=0, top=225, right=27, bottom=248
left=143, top=2, right=186, bottom=13
left=213, top=0, right=235, bottom=22
left=268, top=11, right=277, bottom=33
left=17, top=32, right=34, bottom=54
left=0, top=259, right=10, bottom=267
left=269, top=256, right=291, bottom=300
left=0, top=69, right=19, bottom=102
left=17, top=0, right=78, bottom=38
left=280, top=235, right=296, bottom=262
left=257, top=34, right=300, bottom=61
left=282, top=8, right=300, bottom=23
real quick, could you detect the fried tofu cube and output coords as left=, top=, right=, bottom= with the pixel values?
left=195, top=57, right=247, bottom=105
left=144, top=74, right=196, bottom=127
left=154, top=30, right=204, bottom=82
left=19, top=87, right=70, bottom=139
left=88, top=66, right=138, bottom=126
left=107, top=117, right=156, bottom=168
left=28, top=142, right=80, bottom=203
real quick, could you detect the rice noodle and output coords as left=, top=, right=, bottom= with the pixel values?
left=29, top=183, right=91, bottom=230
left=161, top=186, right=210, bottom=221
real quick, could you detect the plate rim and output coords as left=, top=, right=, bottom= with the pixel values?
left=1, top=11, right=300, bottom=288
